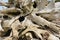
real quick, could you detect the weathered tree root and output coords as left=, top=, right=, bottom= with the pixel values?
left=19, top=18, right=59, bottom=40
left=28, top=13, right=60, bottom=34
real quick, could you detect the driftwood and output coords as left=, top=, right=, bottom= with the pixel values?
left=29, top=13, right=60, bottom=34
left=19, top=18, right=59, bottom=40
left=0, top=0, right=60, bottom=40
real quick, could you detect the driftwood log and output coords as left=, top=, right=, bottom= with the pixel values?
left=0, top=0, right=60, bottom=40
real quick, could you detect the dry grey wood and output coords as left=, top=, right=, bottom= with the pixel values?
left=28, top=13, right=60, bottom=34
left=19, top=17, right=59, bottom=40
left=0, top=20, right=4, bottom=31
left=0, top=0, right=60, bottom=40
left=2, top=15, right=20, bottom=32
left=0, top=2, right=10, bottom=7
left=0, top=7, right=22, bottom=14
